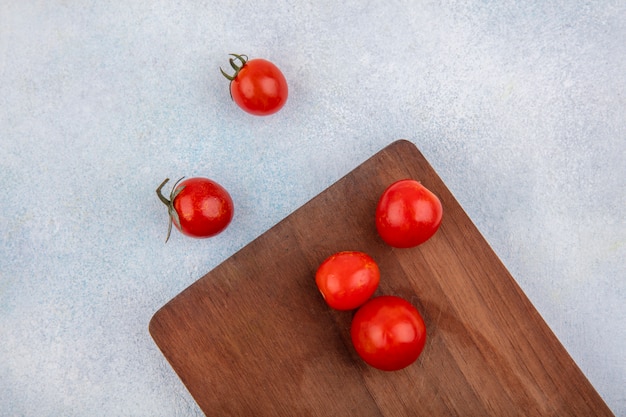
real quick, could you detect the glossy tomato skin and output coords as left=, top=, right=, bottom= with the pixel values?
left=351, top=296, right=427, bottom=371
left=230, top=58, right=288, bottom=116
left=315, top=251, right=380, bottom=311
left=171, top=177, right=234, bottom=238
left=375, top=179, right=443, bottom=248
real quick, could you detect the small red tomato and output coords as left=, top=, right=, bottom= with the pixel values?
left=351, top=296, right=427, bottom=371
left=220, top=53, right=288, bottom=116
left=375, top=179, right=443, bottom=248
left=156, top=177, right=234, bottom=242
left=315, top=251, right=380, bottom=311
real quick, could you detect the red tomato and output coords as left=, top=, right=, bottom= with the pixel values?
left=375, top=179, right=443, bottom=248
left=351, top=295, right=427, bottom=371
left=220, top=53, right=288, bottom=116
left=156, top=177, right=234, bottom=242
left=315, top=251, right=380, bottom=311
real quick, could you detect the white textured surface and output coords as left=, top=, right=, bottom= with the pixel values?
left=1, top=1, right=624, bottom=416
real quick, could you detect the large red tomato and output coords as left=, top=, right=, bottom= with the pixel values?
left=375, top=179, right=443, bottom=248
left=156, top=177, right=234, bottom=242
left=220, top=53, right=288, bottom=116
left=351, top=295, right=427, bottom=371
left=315, top=251, right=380, bottom=311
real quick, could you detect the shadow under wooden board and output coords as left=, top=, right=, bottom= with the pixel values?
left=149, top=140, right=613, bottom=417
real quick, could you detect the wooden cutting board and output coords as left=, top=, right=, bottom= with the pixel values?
left=149, top=140, right=613, bottom=417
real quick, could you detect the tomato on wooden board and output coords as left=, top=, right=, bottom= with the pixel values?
left=375, top=179, right=443, bottom=248
left=351, top=295, right=427, bottom=371
left=315, top=251, right=380, bottom=311
left=156, top=177, right=234, bottom=242
left=220, top=53, right=288, bottom=116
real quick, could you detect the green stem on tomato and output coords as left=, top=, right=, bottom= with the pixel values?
left=156, top=177, right=185, bottom=243
left=220, top=68, right=235, bottom=81
left=156, top=178, right=172, bottom=206
left=229, top=57, right=240, bottom=72
left=220, top=53, right=249, bottom=81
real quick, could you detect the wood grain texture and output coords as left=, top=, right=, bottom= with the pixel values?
left=149, top=140, right=613, bottom=417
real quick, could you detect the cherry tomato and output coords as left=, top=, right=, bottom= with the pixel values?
left=156, top=177, right=234, bottom=242
left=351, top=295, right=427, bottom=371
left=220, top=53, right=288, bottom=116
left=315, top=251, right=380, bottom=311
left=375, top=179, right=443, bottom=248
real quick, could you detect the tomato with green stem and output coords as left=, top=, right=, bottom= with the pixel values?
left=156, top=177, right=234, bottom=242
left=220, top=53, right=288, bottom=116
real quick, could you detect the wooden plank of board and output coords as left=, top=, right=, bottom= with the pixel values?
left=149, top=140, right=613, bottom=417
